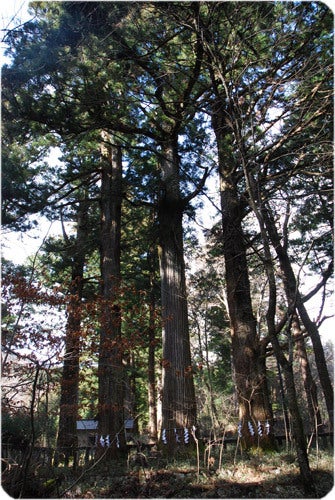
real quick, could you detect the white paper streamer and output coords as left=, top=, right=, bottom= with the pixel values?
left=248, top=421, right=255, bottom=436
left=265, top=420, right=270, bottom=435
left=257, top=421, right=263, bottom=436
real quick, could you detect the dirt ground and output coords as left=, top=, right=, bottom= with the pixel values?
left=2, top=447, right=333, bottom=498
left=59, top=449, right=333, bottom=499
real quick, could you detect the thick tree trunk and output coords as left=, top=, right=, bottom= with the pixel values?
left=56, top=195, right=89, bottom=465
left=221, top=185, right=273, bottom=448
left=211, top=103, right=274, bottom=449
left=147, top=244, right=158, bottom=442
left=97, top=136, right=125, bottom=458
left=158, top=139, right=197, bottom=451
left=148, top=255, right=158, bottom=441
left=148, top=318, right=158, bottom=441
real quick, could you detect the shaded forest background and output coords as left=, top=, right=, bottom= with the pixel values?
left=1, top=1, right=333, bottom=497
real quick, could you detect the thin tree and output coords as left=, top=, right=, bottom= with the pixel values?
left=263, top=206, right=333, bottom=428
left=242, top=165, right=315, bottom=494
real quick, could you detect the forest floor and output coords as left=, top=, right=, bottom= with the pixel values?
left=2, top=446, right=333, bottom=498
left=56, top=447, right=333, bottom=499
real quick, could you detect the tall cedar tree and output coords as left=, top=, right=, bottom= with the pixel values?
left=189, top=2, right=333, bottom=455
left=56, top=193, right=89, bottom=464
left=2, top=2, right=206, bottom=450
left=190, top=2, right=277, bottom=448
left=98, top=135, right=125, bottom=456
left=2, top=3, right=333, bottom=469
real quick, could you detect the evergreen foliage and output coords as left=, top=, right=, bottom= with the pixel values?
left=1, top=1, right=333, bottom=495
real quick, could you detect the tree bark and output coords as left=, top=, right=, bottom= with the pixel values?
left=292, top=314, right=322, bottom=431
left=158, top=138, right=197, bottom=451
left=97, top=135, right=125, bottom=457
left=56, top=194, right=89, bottom=465
left=268, top=316, right=315, bottom=493
left=275, top=349, right=316, bottom=494
left=242, top=172, right=315, bottom=494
left=263, top=206, right=333, bottom=428
left=148, top=318, right=158, bottom=442
left=296, top=300, right=333, bottom=429
left=148, top=249, right=158, bottom=441
left=211, top=101, right=274, bottom=449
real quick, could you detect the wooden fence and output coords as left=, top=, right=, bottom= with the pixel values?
left=2, top=432, right=332, bottom=469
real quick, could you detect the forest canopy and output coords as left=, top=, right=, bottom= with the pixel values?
left=1, top=1, right=333, bottom=497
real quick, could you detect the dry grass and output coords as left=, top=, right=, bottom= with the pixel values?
left=2, top=445, right=332, bottom=497
left=57, top=447, right=333, bottom=498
